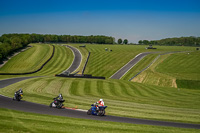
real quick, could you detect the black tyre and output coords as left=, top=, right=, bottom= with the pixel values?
left=57, top=104, right=62, bottom=109
left=101, top=110, right=105, bottom=116
left=97, top=110, right=101, bottom=116
left=49, top=102, right=53, bottom=107
left=17, top=98, right=20, bottom=101
left=87, top=109, right=91, bottom=115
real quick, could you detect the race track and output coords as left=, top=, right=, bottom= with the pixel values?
left=0, top=78, right=200, bottom=129
left=110, top=52, right=151, bottom=79
left=64, top=45, right=82, bottom=73
left=0, top=47, right=199, bottom=129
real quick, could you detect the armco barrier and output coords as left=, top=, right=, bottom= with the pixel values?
left=0, top=45, right=55, bottom=75
left=81, top=52, right=90, bottom=74
left=55, top=74, right=105, bottom=80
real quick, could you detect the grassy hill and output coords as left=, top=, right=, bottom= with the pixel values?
left=0, top=76, right=200, bottom=124
left=0, top=44, right=74, bottom=77
left=0, top=43, right=200, bottom=132
left=33, top=44, right=73, bottom=76
left=1, top=108, right=198, bottom=133
left=132, top=51, right=200, bottom=89
left=81, top=44, right=194, bottom=78
left=0, top=44, right=52, bottom=73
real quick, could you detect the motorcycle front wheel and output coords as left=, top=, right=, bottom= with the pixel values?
left=49, top=102, right=53, bottom=107
left=57, top=104, right=62, bottom=109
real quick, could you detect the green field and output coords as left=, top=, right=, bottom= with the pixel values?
left=0, top=76, right=200, bottom=124
left=0, top=44, right=73, bottom=78
left=1, top=108, right=198, bottom=133
left=0, top=43, right=200, bottom=132
left=0, top=44, right=52, bottom=73
left=132, top=51, right=200, bottom=89
left=82, top=44, right=194, bottom=78
left=155, top=52, right=200, bottom=80
left=33, top=44, right=73, bottom=76
left=122, top=53, right=159, bottom=80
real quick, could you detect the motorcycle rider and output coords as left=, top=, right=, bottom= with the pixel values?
left=54, top=94, right=64, bottom=104
left=56, top=94, right=63, bottom=100
left=95, top=99, right=104, bottom=110
left=14, top=88, right=23, bottom=100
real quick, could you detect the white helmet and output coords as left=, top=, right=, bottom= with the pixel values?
left=100, top=99, right=103, bottom=101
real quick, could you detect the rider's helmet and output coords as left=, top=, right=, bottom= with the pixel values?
left=59, top=94, right=62, bottom=98
left=19, top=88, right=23, bottom=93
left=99, top=99, right=103, bottom=102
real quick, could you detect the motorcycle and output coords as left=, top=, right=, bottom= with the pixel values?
left=49, top=98, right=65, bottom=109
left=13, top=92, right=23, bottom=101
left=87, top=104, right=107, bottom=116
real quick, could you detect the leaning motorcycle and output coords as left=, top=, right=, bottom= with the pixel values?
left=13, top=93, right=23, bottom=101
left=49, top=98, right=65, bottom=109
left=87, top=104, right=107, bottom=116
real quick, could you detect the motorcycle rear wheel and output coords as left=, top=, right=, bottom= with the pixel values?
left=101, top=110, right=105, bottom=116
left=87, top=109, right=92, bottom=115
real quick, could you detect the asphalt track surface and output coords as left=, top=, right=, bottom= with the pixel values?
left=64, top=45, right=82, bottom=73
left=0, top=77, right=200, bottom=129
left=110, top=52, right=152, bottom=79
left=110, top=51, right=190, bottom=79
left=0, top=48, right=199, bottom=129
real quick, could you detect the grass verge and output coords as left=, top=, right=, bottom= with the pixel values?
left=0, top=44, right=52, bottom=73
left=0, top=77, right=200, bottom=124
left=0, top=108, right=199, bottom=133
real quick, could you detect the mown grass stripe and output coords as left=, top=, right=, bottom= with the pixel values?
left=84, top=80, right=91, bottom=95
left=69, top=80, right=80, bottom=96
left=97, top=80, right=105, bottom=95
left=117, top=81, right=133, bottom=97
left=108, top=81, right=117, bottom=97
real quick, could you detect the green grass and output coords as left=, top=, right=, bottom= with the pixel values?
left=176, top=79, right=200, bottom=90
left=67, top=44, right=89, bottom=74
left=0, top=44, right=200, bottom=131
left=122, top=54, right=159, bottom=80
left=0, top=44, right=73, bottom=78
left=1, top=108, right=198, bottom=133
left=1, top=76, right=200, bottom=124
left=132, top=51, right=200, bottom=88
left=0, top=44, right=52, bottom=73
left=155, top=52, right=200, bottom=80
left=81, top=44, right=195, bottom=78
left=32, top=44, right=73, bottom=76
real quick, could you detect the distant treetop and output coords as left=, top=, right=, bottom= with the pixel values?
left=138, top=36, right=200, bottom=46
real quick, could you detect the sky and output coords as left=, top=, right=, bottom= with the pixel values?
left=0, top=0, right=200, bottom=43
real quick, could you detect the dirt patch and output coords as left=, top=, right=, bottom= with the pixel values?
left=132, top=72, right=147, bottom=83
left=172, top=79, right=177, bottom=88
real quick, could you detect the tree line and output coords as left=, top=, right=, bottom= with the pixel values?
left=138, top=36, right=200, bottom=46
left=0, top=33, right=115, bottom=62
left=117, top=38, right=128, bottom=44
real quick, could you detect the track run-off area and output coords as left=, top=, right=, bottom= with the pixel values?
left=0, top=44, right=200, bottom=130
left=0, top=77, right=200, bottom=129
